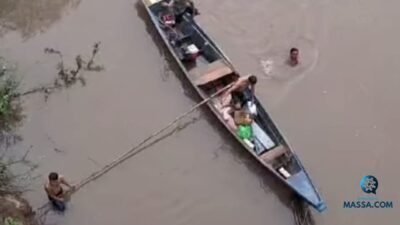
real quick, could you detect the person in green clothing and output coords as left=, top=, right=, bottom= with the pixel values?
left=234, top=110, right=253, bottom=140
left=237, top=125, right=253, bottom=140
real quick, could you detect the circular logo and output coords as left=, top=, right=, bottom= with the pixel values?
left=360, top=175, right=379, bottom=194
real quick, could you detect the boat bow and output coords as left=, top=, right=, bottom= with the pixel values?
left=287, top=170, right=327, bottom=212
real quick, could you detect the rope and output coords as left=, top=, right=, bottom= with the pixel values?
left=35, top=82, right=233, bottom=215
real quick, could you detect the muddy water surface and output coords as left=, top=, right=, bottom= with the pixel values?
left=1, top=0, right=399, bottom=225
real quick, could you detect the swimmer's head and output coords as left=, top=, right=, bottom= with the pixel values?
left=248, top=75, right=257, bottom=85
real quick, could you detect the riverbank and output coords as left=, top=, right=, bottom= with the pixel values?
left=0, top=58, right=36, bottom=225
left=0, top=194, right=37, bottom=225
left=0, top=156, right=36, bottom=225
left=0, top=35, right=104, bottom=225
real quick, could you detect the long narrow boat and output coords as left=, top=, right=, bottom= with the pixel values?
left=141, top=0, right=326, bottom=212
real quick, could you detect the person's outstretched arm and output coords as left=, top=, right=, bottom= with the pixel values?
left=60, top=176, right=74, bottom=190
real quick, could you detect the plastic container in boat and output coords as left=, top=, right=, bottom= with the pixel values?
left=278, top=167, right=291, bottom=178
left=243, top=139, right=254, bottom=149
left=246, top=101, right=257, bottom=116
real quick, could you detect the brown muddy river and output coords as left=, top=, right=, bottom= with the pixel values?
left=0, top=0, right=399, bottom=225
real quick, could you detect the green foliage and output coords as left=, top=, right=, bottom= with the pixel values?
left=0, top=60, right=22, bottom=132
left=0, top=77, right=18, bottom=117
left=0, top=161, right=11, bottom=186
left=4, top=217, right=24, bottom=225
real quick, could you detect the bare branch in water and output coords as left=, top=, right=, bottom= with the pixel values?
left=86, top=42, right=104, bottom=71
left=18, top=42, right=104, bottom=100
left=4, top=146, right=32, bottom=167
left=44, top=47, right=63, bottom=58
left=0, top=146, right=38, bottom=195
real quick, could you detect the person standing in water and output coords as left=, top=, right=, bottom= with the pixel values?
left=44, top=172, right=75, bottom=212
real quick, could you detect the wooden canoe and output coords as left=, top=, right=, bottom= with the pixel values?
left=141, top=0, right=326, bottom=213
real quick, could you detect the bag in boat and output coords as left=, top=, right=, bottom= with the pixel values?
left=237, top=125, right=253, bottom=140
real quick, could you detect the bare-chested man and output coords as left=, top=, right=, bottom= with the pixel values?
left=221, top=74, right=257, bottom=107
left=44, top=172, right=75, bottom=212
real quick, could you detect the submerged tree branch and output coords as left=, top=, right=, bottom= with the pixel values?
left=0, top=147, right=38, bottom=195
left=16, top=42, right=104, bottom=100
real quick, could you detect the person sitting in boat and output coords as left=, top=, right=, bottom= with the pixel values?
left=221, top=74, right=258, bottom=107
left=217, top=98, right=252, bottom=132
left=234, top=110, right=253, bottom=126
left=161, top=0, right=199, bottom=23
left=220, top=106, right=238, bottom=131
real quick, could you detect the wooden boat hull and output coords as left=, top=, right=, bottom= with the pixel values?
left=141, top=0, right=326, bottom=213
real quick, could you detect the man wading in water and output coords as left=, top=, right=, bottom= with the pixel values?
left=44, top=172, right=75, bottom=212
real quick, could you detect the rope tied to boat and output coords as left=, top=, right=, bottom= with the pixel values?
left=35, top=82, right=234, bottom=220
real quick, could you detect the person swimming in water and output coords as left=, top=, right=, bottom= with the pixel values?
left=44, top=172, right=75, bottom=212
left=288, top=47, right=299, bottom=67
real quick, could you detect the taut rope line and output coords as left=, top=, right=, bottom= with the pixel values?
left=36, top=83, right=233, bottom=214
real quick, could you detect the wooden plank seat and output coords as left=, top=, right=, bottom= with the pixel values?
left=195, top=65, right=232, bottom=86
left=190, top=59, right=232, bottom=86
left=260, top=145, right=288, bottom=164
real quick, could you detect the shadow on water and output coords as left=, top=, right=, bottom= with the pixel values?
left=0, top=0, right=82, bottom=39
left=133, top=0, right=295, bottom=211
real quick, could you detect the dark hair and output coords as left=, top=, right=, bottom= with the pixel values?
left=290, top=48, right=299, bottom=53
left=248, top=75, right=257, bottom=84
left=49, top=172, right=59, bottom=181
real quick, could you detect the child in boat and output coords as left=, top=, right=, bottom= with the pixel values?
left=233, top=110, right=253, bottom=126
left=44, top=172, right=75, bottom=212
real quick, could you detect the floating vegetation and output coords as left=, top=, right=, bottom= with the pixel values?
left=4, top=217, right=24, bottom=225
left=0, top=59, right=23, bottom=134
